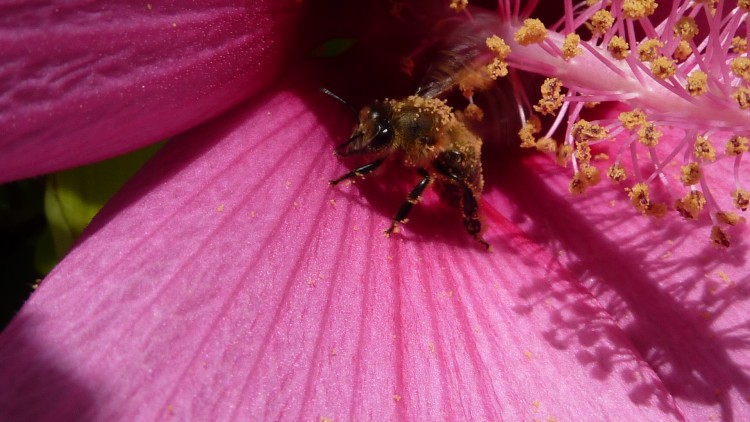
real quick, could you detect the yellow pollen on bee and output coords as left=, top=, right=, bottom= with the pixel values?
left=673, top=16, right=700, bottom=40
left=514, top=19, right=547, bottom=46
left=607, top=36, right=630, bottom=60
left=534, top=78, right=565, bottom=115
left=730, top=57, right=750, bottom=82
left=694, top=135, right=717, bottom=161
left=686, top=70, right=708, bottom=96
left=607, top=164, right=628, bottom=183
left=673, top=40, right=692, bottom=61
left=650, top=56, right=677, bottom=79
left=675, top=191, right=706, bottom=220
left=679, top=162, right=702, bottom=186
left=622, top=0, right=658, bottom=20
left=562, top=33, right=582, bottom=60
left=726, top=135, right=749, bottom=156
left=590, top=10, right=615, bottom=37
left=638, top=39, right=664, bottom=62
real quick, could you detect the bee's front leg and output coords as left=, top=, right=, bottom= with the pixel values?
left=329, top=158, right=385, bottom=186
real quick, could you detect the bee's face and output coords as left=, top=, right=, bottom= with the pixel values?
left=335, top=102, right=395, bottom=156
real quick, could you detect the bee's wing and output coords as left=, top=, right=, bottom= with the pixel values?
left=415, top=15, right=496, bottom=99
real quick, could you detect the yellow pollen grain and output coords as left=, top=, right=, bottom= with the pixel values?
left=628, top=182, right=652, bottom=213
left=638, top=39, right=664, bottom=62
left=732, top=188, right=750, bottom=211
left=637, top=122, right=662, bottom=147
left=694, top=135, right=717, bottom=161
left=572, top=119, right=610, bottom=143
left=673, top=16, right=699, bottom=40
left=731, top=36, right=748, bottom=54
left=730, top=57, right=750, bottom=82
left=680, top=162, right=702, bottom=186
left=673, top=40, right=692, bottom=61
left=711, top=225, right=731, bottom=248
left=463, top=103, right=484, bottom=121
left=716, top=211, right=746, bottom=225
left=449, top=0, right=468, bottom=11
left=556, top=144, right=573, bottom=166
left=514, top=19, right=547, bottom=46
left=487, top=35, right=511, bottom=59
left=650, top=56, right=677, bottom=79
left=519, top=116, right=541, bottom=148
left=574, top=141, right=592, bottom=163
left=675, top=191, right=706, bottom=220
left=534, top=78, right=565, bottom=115
left=536, top=137, right=557, bottom=154
left=726, top=135, right=749, bottom=156
left=686, top=70, right=708, bottom=96
left=562, top=33, right=582, bottom=60
left=622, top=0, right=658, bottom=20
left=485, top=58, right=509, bottom=79
left=733, top=87, right=750, bottom=109
left=581, top=164, right=601, bottom=186
left=607, top=163, right=628, bottom=182
left=619, top=109, right=646, bottom=130
left=590, top=10, right=615, bottom=37
left=569, top=172, right=588, bottom=195
left=608, top=36, right=630, bottom=60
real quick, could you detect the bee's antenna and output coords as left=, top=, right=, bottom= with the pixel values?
left=320, top=87, right=360, bottom=123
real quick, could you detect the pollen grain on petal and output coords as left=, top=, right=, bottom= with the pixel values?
left=675, top=190, right=707, bottom=220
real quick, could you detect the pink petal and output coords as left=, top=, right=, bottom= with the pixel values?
left=484, top=151, right=750, bottom=420
left=0, top=1, right=301, bottom=182
left=0, top=84, right=681, bottom=420
left=0, top=81, right=681, bottom=420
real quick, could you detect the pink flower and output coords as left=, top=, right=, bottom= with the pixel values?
left=1, top=1, right=749, bottom=420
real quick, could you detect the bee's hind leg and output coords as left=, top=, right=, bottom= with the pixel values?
left=460, top=187, right=490, bottom=250
left=385, top=169, right=431, bottom=237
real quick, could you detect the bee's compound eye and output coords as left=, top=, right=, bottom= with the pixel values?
left=368, top=122, right=394, bottom=151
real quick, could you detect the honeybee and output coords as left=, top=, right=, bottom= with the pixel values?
left=326, top=91, right=489, bottom=249
left=326, top=14, right=513, bottom=249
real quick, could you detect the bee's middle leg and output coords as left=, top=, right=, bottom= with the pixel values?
left=385, top=169, right=431, bottom=237
left=460, top=187, right=490, bottom=250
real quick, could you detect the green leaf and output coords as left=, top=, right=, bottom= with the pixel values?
left=45, top=143, right=162, bottom=259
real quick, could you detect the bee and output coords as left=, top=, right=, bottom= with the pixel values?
left=324, top=14, right=515, bottom=250
left=325, top=90, right=490, bottom=249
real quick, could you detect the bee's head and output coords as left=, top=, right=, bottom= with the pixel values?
left=335, top=102, right=394, bottom=156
